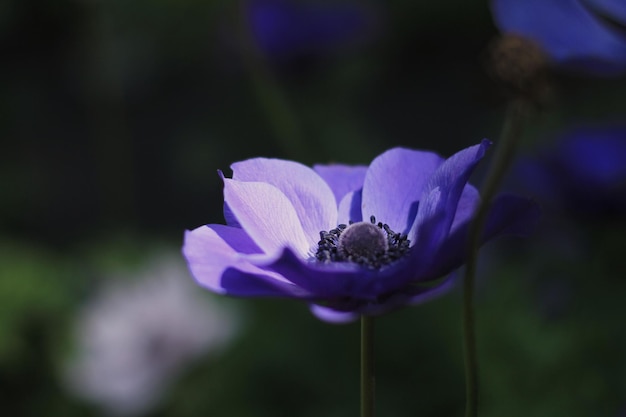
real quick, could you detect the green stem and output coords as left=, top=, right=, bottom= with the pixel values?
left=361, top=316, right=375, bottom=417
left=463, top=100, right=528, bottom=417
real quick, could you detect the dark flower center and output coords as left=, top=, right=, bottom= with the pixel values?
left=339, top=222, right=388, bottom=259
left=315, top=216, right=411, bottom=269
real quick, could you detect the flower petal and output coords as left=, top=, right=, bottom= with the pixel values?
left=223, top=178, right=311, bottom=257
left=313, top=164, right=368, bottom=204
left=310, top=305, right=359, bottom=324
left=408, top=187, right=445, bottom=252
left=409, top=140, right=491, bottom=257
left=420, top=193, right=541, bottom=280
left=337, top=189, right=363, bottom=225
left=263, top=247, right=415, bottom=299
left=361, top=274, right=458, bottom=315
left=183, top=225, right=311, bottom=297
left=557, top=127, right=626, bottom=185
left=247, top=0, right=374, bottom=58
left=492, top=0, right=626, bottom=75
left=405, top=274, right=458, bottom=306
left=586, top=0, right=626, bottom=25
left=451, top=184, right=480, bottom=233
left=309, top=274, right=457, bottom=323
left=362, top=148, right=443, bottom=234
left=223, top=203, right=241, bottom=228
left=231, top=158, right=337, bottom=248
left=514, top=126, right=626, bottom=214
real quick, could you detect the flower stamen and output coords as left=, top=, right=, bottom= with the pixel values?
left=315, top=215, right=410, bottom=269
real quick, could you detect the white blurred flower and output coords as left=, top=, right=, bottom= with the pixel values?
left=64, top=252, right=238, bottom=416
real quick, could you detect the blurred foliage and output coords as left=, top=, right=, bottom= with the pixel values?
left=1, top=0, right=626, bottom=416
left=0, top=241, right=72, bottom=364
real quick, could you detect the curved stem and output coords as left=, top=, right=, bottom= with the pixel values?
left=463, top=100, right=528, bottom=417
left=361, top=316, right=375, bottom=417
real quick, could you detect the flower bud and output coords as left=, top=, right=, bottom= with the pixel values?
left=487, top=34, right=553, bottom=103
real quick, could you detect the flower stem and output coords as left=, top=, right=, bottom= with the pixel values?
left=463, top=100, right=528, bottom=417
left=361, top=316, right=375, bottom=417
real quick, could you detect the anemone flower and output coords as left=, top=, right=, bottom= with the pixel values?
left=491, top=0, right=626, bottom=76
left=183, top=141, right=540, bottom=323
left=245, top=0, right=376, bottom=60
left=514, top=126, right=626, bottom=216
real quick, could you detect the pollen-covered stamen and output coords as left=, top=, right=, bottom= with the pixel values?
left=314, top=215, right=411, bottom=269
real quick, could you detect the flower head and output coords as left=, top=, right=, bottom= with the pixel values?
left=491, top=0, right=626, bottom=76
left=514, top=126, right=626, bottom=216
left=64, top=253, right=238, bottom=416
left=183, top=141, right=540, bottom=323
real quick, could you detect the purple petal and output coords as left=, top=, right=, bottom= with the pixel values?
left=409, top=140, right=491, bottom=258
left=223, top=203, right=241, bottom=228
left=310, top=305, right=359, bottom=324
left=208, top=223, right=263, bottom=254
left=264, top=247, right=416, bottom=300
left=451, top=185, right=480, bottom=233
left=406, top=274, right=458, bottom=306
left=183, top=225, right=311, bottom=297
left=406, top=187, right=446, bottom=256
left=247, top=0, right=374, bottom=58
left=337, top=189, right=363, bottom=224
left=361, top=274, right=458, bottom=315
left=223, top=178, right=311, bottom=257
left=313, top=164, right=368, bottom=204
left=231, top=158, right=337, bottom=249
left=557, top=127, right=626, bottom=185
left=515, top=126, right=626, bottom=213
left=310, top=274, right=457, bottom=322
left=586, top=0, right=626, bottom=25
left=362, top=148, right=444, bottom=235
left=421, top=193, right=541, bottom=280
left=219, top=267, right=312, bottom=298
left=492, top=0, right=626, bottom=75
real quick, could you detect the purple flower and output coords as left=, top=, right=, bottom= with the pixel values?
left=491, top=0, right=626, bottom=76
left=183, top=141, right=540, bottom=323
left=514, top=126, right=626, bottom=216
left=246, top=0, right=377, bottom=60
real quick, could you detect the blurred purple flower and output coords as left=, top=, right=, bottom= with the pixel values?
left=245, top=0, right=378, bottom=60
left=183, top=142, right=539, bottom=323
left=514, top=126, right=626, bottom=216
left=491, top=0, right=626, bottom=76
left=64, top=253, right=238, bottom=416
